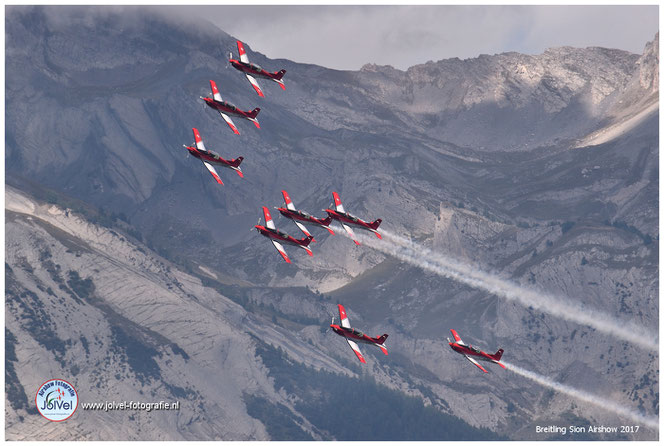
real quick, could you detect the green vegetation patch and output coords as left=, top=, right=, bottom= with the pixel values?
left=253, top=338, right=500, bottom=441
left=110, top=325, right=161, bottom=384
left=244, top=394, right=314, bottom=441
left=6, top=328, right=38, bottom=415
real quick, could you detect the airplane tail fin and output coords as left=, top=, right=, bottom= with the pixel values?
left=376, top=334, right=389, bottom=345
left=369, top=218, right=382, bottom=230
left=209, top=80, right=222, bottom=102
left=230, top=156, right=244, bottom=168
left=321, top=216, right=335, bottom=235
left=273, top=69, right=286, bottom=80
left=300, top=235, right=314, bottom=247
left=491, top=348, right=504, bottom=361
left=248, top=107, right=261, bottom=119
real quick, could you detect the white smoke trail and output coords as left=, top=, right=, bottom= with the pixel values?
left=333, top=226, right=657, bottom=351
left=502, top=361, right=659, bottom=430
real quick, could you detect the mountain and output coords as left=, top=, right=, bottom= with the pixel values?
left=5, top=5, right=658, bottom=440
left=5, top=185, right=498, bottom=441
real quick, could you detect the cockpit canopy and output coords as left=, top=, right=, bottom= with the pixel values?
left=349, top=328, right=363, bottom=337
left=250, top=63, right=262, bottom=71
left=222, top=101, right=237, bottom=111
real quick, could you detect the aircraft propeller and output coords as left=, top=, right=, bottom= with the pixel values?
left=324, top=311, right=336, bottom=333
left=199, top=95, right=212, bottom=110
left=252, top=216, right=262, bottom=231
left=198, top=96, right=210, bottom=114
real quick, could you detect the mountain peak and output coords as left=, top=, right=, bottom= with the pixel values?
left=638, top=32, right=658, bottom=92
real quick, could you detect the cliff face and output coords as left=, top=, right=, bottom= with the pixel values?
left=5, top=187, right=283, bottom=440
left=638, top=32, right=659, bottom=93
left=5, top=6, right=658, bottom=440
left=5, top=186, right=499, bottom=441
left=357, top=46, right=640, bottom=150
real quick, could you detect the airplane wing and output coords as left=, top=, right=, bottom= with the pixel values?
left=209, top=80, right=223, bottom=102
left=219, top=111, right=240, bottom=135
left=294, top=221, right=314, bottom=240
left=245, top=74, right=265, bottom=97
left=332, top=191, right=345, bottom=213
left=271, top=240, right=291, bottom=263
left=301, top=244, right=314, bottom=257
left=281, top=190, right=296, bottom=211
left=263, top=206, right=276, bottom=230
left=202, top=161, right=223, bottom=185
left=450, top=329, right=463, bottom=343
left=346, top=339, right=366, bottom=363
left=192, top=128, right=207, bottom=152
left=342, top=223, right=360, bottom=246
left=237, top=40, right=250, bottom=64
left=338, top=304, right=351, bottom=328
left=464, top=355, right=489, bottom=373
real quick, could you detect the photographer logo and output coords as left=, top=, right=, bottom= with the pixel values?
left=35, top=379, right=78, bottom=421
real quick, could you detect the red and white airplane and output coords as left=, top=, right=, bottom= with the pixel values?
left=255, top=206, right=314, bottom=263
left=276, top=190, right=334, bottom=242
left=200, top=80, right=260, bottom=134
left=183, top=128, right=243, bottom=185
left=330, top=304, right=388, bottom=363
left=324, top=192, right=382, bottom=245
left=229, top=40, right=286, bottom=97
left=448, top=329, right=505, bottom=373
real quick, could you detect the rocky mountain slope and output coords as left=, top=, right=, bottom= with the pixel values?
left=6, top=186, right=500, bottom=440
left=5, top=6, right=658, bottom=440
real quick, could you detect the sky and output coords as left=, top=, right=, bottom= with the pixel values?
left=175, top=5, right=658, bottom=71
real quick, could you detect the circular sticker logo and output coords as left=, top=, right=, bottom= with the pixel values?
left=35, top=379, right=78, bottom=422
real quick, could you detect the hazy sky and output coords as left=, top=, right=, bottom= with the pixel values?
left=175, top=5, right=658, bottom=71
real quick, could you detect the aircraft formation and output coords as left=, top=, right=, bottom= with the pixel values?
left=180, top=40, right=504, bottom=370
left=256, top=190, right=382, bottom=263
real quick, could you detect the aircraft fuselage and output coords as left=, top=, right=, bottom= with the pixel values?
left=187, top=147, right=240, bottom=169
left=330, top=324, right=381, bottom=345
left=449, top=341, right=505, bottom=367
left=202, top=97, right=255, bottom=120
left=325, top=209, right=380, bottom=233
left=277, top=208, right=331, bottom=227
left=230, top=59, right=275, bottom=79
left=255, top=225, right=306, bottom=247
